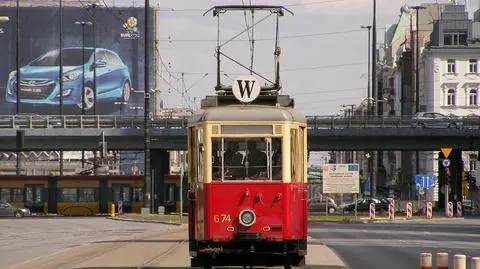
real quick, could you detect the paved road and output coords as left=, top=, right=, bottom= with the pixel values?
left=309, top=221, right=480, bottom=269
left=0, top=217, right=172, bottom=269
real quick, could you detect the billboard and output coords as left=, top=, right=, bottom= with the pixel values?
left=322, top=163, right=360, bottom=194
left=0, top=4, right=155, bottom=116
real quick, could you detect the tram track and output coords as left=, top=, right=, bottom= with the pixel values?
left=136, top=237, right=188, bottom=269
left=7, top=226, right=187, bottom=269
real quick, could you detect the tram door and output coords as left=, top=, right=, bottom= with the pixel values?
left=112, top=184, right=132, bottom=213
left=24, top=184, right=44, bottom=213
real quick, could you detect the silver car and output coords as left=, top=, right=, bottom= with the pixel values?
left=0, top=202, right=31, bottom=218
left=411, top=112, right=462, bottom=128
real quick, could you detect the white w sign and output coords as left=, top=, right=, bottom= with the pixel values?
left=232, top=75, right=261, bottom=103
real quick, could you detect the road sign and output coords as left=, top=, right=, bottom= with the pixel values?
left=441, top=148, right=452, bottom=158
left=442, top=158, right=450, bottom=168
left=323, top=163, right=360, bottom=194
left=415, top=175, right=435, bottom=191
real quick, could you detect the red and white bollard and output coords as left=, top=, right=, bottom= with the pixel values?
left=426, top=202, right=433, bottom=219
left=454, top=254, right=466, bottom=269
left=406, top=202, right=413, bottom=220
left=472, top=257, right=480, bottom=269
left=369, top=202, right=375, bottom=220
left=456, top=201, right=462, bottom=217
left=447, top=202, right=454, bottom=218
left=436, top=252, right=448, bottom=269
left=388, top=202, right=395, bottom=220
left=420, top=253, right=432, bottom=269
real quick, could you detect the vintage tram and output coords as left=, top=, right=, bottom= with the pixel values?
left=187, top=79, right=308, bottom=268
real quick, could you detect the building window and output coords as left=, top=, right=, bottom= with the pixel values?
left=447, top=89, right=456, bottom=106
left=444, top=32, right=467, bottom=46
left=447, top=59, right=456, bottom=73
left=469, top=59, right=478, bottom=73
left=469, top=89, right=478, bottom=106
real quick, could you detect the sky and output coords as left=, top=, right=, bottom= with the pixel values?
left=103, top=0, right=479, bottom=116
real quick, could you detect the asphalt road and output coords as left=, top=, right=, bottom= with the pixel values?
left=309, top=220, right=480, bottom=269
left=0, top=217, right=171, bottom=269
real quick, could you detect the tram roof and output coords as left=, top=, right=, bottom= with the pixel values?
left=188, top=105, right=306, bottom=124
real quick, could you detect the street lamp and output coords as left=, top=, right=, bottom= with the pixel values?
left=16, top=0, right=20, bottom=115
left=74, top=21, right=92, bottom=116
left=361, top=25, right=371, bottom=116
left=83, top=1, right=102, bottom=115
left=75, top=21, right=92, bottom=169
left=372, top=0, right=377, bottom=117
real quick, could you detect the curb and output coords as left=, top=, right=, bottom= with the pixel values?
left=108, top=216, right=185, bottom=226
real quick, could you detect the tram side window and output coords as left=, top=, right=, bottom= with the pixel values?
left=12, top=188, right=23, bottom=202
left=211, top=138, right=281, bottom=181
left=291, top=129, right=299, bottom=182
left=78, top=188, right=96, bottom=202
left=59, top=188, right=77, bottom=202
left=0, top=188, right=11, bottom=202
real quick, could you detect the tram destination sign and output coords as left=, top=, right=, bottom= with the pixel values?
left=232, top=75, right=261, bottom=103
left=322, top=163, right=360, bottom=194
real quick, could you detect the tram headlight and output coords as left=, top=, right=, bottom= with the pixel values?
left=239, top=209, right=256, bottom=227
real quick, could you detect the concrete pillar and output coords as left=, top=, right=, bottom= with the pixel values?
left=151, top=149, right=169, bottom=213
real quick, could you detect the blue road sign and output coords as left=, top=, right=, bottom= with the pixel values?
left=442, top=159, right=450, bottom=167
left=415, top=175, right=435, bottom=191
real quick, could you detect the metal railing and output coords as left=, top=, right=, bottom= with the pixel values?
left=0, top=114, right=479, bottom=129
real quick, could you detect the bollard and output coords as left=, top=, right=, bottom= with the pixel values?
left=456, top=201, right=462, bottom=217
left=110, top=203, right=115, bottom=217
left=420, top=253, right=432, bottom=269
left=472, top=257, right=480, bottom=269
left=388, top=202, right=395, bottom=220
left=369, top=203, right=375, bottom=220
left=447, top=202, right=454, bottom=218
left=406, top=202, right=413, bottom=220
left=436, top=252, right=448, bottom=269
left=453, top=254, right=466, bottom=269
left=426, top=202, right=433, bottom=219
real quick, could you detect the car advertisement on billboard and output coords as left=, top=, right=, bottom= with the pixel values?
left=0, top=5, right=154, bottom=116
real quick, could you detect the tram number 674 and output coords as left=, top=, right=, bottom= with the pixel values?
left=213, top=214, right=232, bottom=223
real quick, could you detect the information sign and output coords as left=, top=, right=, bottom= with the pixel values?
left=323, top=163, right=360, bottom=194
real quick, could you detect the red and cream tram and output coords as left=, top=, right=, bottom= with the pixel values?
left=187, top=78, right=308, bottom=268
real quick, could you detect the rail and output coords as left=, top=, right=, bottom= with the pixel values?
left=0, top=114, right=480, bottom=129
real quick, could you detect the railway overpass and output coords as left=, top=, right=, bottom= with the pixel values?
left=0, top=114, right=479, bottom=151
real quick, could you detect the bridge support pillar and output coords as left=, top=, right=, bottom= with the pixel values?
left=151, top=149, right=169, bottom=213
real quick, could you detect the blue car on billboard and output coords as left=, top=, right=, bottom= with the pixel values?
left=5, top=47, right=131, bottom=112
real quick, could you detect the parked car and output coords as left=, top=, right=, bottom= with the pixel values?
left=0, top=202, right=31, bottom=218
left=411, top=112, right=462, bottom=128
left=339, top=198, right=389, bottom=213
left=308, top=196, right=338, bottom=214
left=5, top=47, right=131, bottom=113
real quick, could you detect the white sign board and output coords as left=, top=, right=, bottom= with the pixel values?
left=232, top=75, right=261, bottom=103
left=322, top=163, right=360, bottom=194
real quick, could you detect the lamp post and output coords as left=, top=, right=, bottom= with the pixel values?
left=144, top=0, right=153, bottom=213
left=361, top=25, right=371, bottom=116
left=75, top=21, right=92, bottom=168
left=83, top=1, right=101, bottom=115
left=411, top=5, right=425, bottom=194
left=372, top=0, right=377, bottom=117
left=16, top=0, right=20, bottom=115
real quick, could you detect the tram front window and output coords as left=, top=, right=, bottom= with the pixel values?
left=212, top=138, right=282, bottom=181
